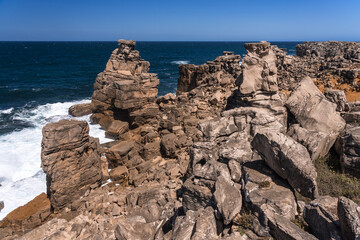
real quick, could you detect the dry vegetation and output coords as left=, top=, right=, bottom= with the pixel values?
left=314, top=153, right=360, bottom=204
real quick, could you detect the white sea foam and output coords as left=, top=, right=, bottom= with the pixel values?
left=0, top=99, right=111, bottom=220
left=0, top=107, right=14, bottom=114
left=171, top=60, right=190, bottom=65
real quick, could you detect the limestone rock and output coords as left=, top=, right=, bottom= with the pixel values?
left=337, top=196, right=360, bottom=240
left=41, top=119, right=102, bottom=210
left=191, top=207, right=218, bottom=240
left=286, top=76, right=346, bottom=156
left=228, top=160, right=242, bottom=183
left=252, top=131, right=318, bottom=199
left=303, top=196, right=341, bottom=240
left=106, top=140, right=135, bottom=168
left=336, top=126, right=360, bottom=178
left=91, top=39, right=159, bottom=125
left=178, top=51, right=241, bottom=93
left=296, top=41, right=360, bottom=59
left=114, top=216, right=162, bottom=240
left=109, top=165, right=129, bottom=185
left=68, top=102, right=92, bottom=117
left=213, top=176, right=242, bottom=225
left=0, top=201, right=3, bottom=213
left=264, top=208, right=318, bottom=240
left=199, top=116, right=238, bottom=141
left=17, top=218, right=69, bottom=240
left=171, top=211, right=197, bottom=240
left=238, top=41, right=278, bottom=94
left=105, top=120, right=129, bottom=139
left=0, top=193, right=51, bottom=237
left=288, top=124, right=329, bottom=161
left=324, top=88, right=350, bottom=112
left=218, top=132, right=252, bottom=163
left=243, top=160, right=297, bottom=222
left=182, top=177, right=214, bottom=212
left=160, top=133, right=178, bottom=158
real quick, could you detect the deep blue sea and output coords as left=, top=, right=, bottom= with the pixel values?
left=0, top=41, right=300, bottom=219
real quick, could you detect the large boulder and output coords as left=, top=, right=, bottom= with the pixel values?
left=68, top=103, right=92, bottom=117
left=41, top=119, right=102, bottom=210
left=337, top=196, right=360, bottom=240
left=303, top=196, right=341, bottom=240
left=286, top=76, right=346, bottom=158
left=169, top=208, right=218, bottom=240
left=105, top=120, right=129, bottom=139
left=252, top=131, right=318, bottom=199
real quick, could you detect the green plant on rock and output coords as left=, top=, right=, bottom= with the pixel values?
left=233, top=211, right=254, bottom=235
left=258, top=180, right=271, bottom=188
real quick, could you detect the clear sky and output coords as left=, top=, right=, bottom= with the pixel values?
left=0, top=0, right=359, bottom=41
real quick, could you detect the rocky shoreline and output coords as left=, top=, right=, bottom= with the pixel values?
left=1, top=40, right=360, bottom=239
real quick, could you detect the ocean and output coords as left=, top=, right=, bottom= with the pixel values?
left=0, top=41, right=300, bottom=219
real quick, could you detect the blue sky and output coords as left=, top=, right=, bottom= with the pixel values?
left=0, top=0, right=359, bottom=41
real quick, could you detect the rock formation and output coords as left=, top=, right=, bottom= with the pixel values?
left=91, top=39, right=159, bottom=128
left=3, top=40, right=360, bottom=240
left=252, top=131, right=319, bottom=199
left=41, top=119, right=103, bottom=211
left=177, top=51, right=241, bottom=93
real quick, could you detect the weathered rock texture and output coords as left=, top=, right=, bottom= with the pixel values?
left=336, top=126, right=360, bottom=178
left=0, top=193, right=51, bottom=239
left=304, top=196, right=341, bottom=240
left=286, top=76, right=346, bottom=159
left=41, top=119, right=102, bottom=211
left=177, top=51, right=241, bottom=93
left=239, top=41, right=278, bottom=94
left=91, top=39, right=159, bottom=129
left=68, top=102, right=92, bottom=117
left=252, top=131, right=318, bottom=199
left=338, top=196, right=360, bottom=240
left=275, top=41, right=360, bottom=101
left=5, top=40, right=360, bottom=240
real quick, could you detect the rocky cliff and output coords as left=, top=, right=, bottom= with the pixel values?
left=2, top=40, right=360, bottom=240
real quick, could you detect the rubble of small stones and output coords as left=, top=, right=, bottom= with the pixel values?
left=2, top=40, right=360, bottom=240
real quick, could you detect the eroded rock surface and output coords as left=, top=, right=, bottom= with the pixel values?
left=338, top=196, right=360, bottom=240
left=252, top=131, right=318, bottom=199
left=6, top=40, right=360, bottom=240
left=41, top=119, right=102, bottom=210
left=304, top=196, right=341, bottom=240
